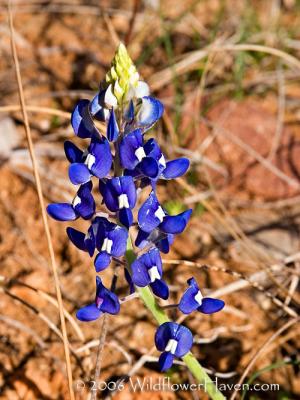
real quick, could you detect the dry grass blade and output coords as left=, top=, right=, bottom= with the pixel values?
left=149, top=43, right=300, bottom=90
left=0, top=104, right=106, bottom=133
left=229, top=317, right=300, bottom=400
left=7, top=2, right=74, bottom=399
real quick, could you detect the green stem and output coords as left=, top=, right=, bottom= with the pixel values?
left=125, top=246, right=226, bottom=400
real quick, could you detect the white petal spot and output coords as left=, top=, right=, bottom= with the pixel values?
left=194, top=290, right=203, bottom=306
left=104, top=84, right=118, bottom=108
left=148, top=266, right=160, bottom=283
left=101, top=237, right=113, bottom=254
left=118, top=194, right=130, bottom=209
left=137, top=98, right=152, bottom=124
left=159, top=154, right=166, bottom=168
left=72, top=196, right=81, bottom=207
left=85, top=153, right=96, bottom=170
left=154, top=206, right=165, bottom=222
left=135, top=81, right=150, bottom=98
left=165, top=339, right=178, bottom=355
left=135, top=146, right=146, bottom=162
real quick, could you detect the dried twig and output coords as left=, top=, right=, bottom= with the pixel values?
left=7, top=2, right=74, bottom=398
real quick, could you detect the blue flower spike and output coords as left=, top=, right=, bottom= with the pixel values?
left=76, top=276, right=120, bottom=322
left=131, top=248, right=169, bottom=299
left=155, top=322, right=193, bottom=371
left=47, top=44, right=224, bottom=378
left=179, top=278, right=225, bottom=315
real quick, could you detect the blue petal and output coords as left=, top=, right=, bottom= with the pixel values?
left=69, top=163, right=90, bottom=185
left=157, top=234, right=174, bottom=254
left=94, top=251, right=111, bottom=272
left=100, top=177, right=136, bottom=212
left=198, top=298, right=225, bottom=314
left=124, top=100, right=134, bottom=122
left=119, top=129, right=143, bottom=170
left=99, top=180, right=118, bottom=212
left=94, top=217, right=113, bottom=252
left=118, top=208, right=133, bottom=228
left=138, top=191, right=164, bottom=233
left=96, top=276, right=120, bottom=314
left=181, top=209, right=193, bottom=223
left=109, top=226, right=128, bottom=257
left=148, top=248, right=163, bottom=276
left=174, top=325, right=193, bottom=357
left=155, top=322, right=179, bottom=351
left=71, top=99, right=99, bottom=138
left=124, top=268, right=135, bottom=295
left=135, top=229, right=150, bottom=248
left=120, top=176, right=137, bottom=208
left=178, top=286, right=199, bottom=314
left=143, top=139, right=163, bottom=161
left=74, top=183, right=95, bottom=220
left=66, top=227, right=87, bottom=251
left=100, top=291, right=120, bottom=314
left=107, top=109, right=119, bottom=142
left=88, top=137, right=112, bottom=178
left=47, top=203, right=77, bottom=221
left=89, top=90, right=109, bottom=121
left=85, top=224, right=96, bottom=256
left=159, top=209, right=192, bottom=234
left=76, top=303, right=101, bottom=322
left=159, top=352, right=174, bottom=372
left=131, top=258, right=150, bottom=287
left=64, top=141, right=83, bottom=163
left=137, top=96, right=164, bottom=128
left=139, top=157, right=159, bottom=178
left=150, top=279, right=169, bottom=300
left=162, top=158, right=190, bottom=179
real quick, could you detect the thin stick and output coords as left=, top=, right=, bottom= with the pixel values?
left=230, top=317, right=300, bottom=400
left=268, top=62, right=285, bottom=160
left=91, top=314, right=109, bottom=400
left=7, top=3, right=74, bottom=399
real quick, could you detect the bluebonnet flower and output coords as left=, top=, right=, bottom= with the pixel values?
left=119, top=129, right=190, bottom=181
left=138, top=191, right=192, bottom=234
left=179, top=278, right=225, bottom=314
left=67, top=216, right=128, bottom=272
left=65, top=136, right=112, bottom=185
left=155, top=322, right=193, bottom=371
left=47, top=182, right=95, bottom=221
left=71, top=99, right=100, bottom=138
left=131, top=248, right=169, bottom=299
left=135, top=228, right=174, bottom=254
left=76, top=276, right=120, bottom=321
left=99, top=176, right=137, bottom=228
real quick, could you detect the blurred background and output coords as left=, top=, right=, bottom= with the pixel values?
left=0, top=0, right=300, bottom=399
